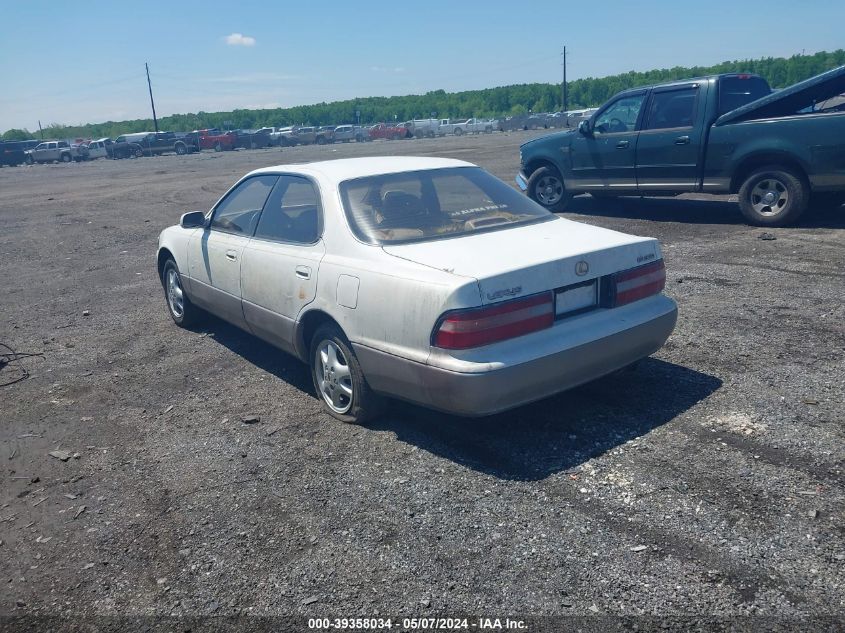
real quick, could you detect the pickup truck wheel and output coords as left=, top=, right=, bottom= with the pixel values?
left=316, top=137, right=326, bottom=145
left=738, top=166, right=808, bottom=226
left=214, top=142, right=222, bottom=152
left=25, top=155, right=33, bottom=165
left=175, top=143, right=187, bottom=155
left=310, top=324, right=383, bottom=424
left=161, top=259, right=201, bottom=327
left=60, top=153, right=72, bottom=163
left=134, top=148, right=143, bottom=158
left=527, top=166, right=571, bottom=212
left=454, top=127, right=464, bottom=136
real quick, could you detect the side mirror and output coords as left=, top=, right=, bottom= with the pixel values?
left=180, top=211, right=207, bottom=229
left=578, top=119, right=592, bottom=136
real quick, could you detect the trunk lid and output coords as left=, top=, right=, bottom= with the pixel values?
left=383, top=217, right=660, bottom=304
left=716, top=64, right=845, bottom=125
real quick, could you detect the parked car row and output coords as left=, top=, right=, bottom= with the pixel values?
left=3, top=107, right=611, bottom=169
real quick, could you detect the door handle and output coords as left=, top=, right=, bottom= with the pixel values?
left=674, top=135, right=691, bottom=145
left=615, top=140, right=629, bottom=149
left=225, top=250, right=237, bottom=261
left=295, top=266, right=311, bottom=280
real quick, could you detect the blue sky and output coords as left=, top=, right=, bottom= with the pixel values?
left=1, top=0, right=842, bottom=131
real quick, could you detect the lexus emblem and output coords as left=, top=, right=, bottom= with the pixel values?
left=575, top=261, right=589, bottom=276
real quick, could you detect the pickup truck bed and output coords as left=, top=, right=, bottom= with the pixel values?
left=518, top=66, right=845, bottom=226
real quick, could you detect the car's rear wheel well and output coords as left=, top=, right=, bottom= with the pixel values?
left=297, top=310, right=343, bottom=362
left=157, top=248, right=174, bottom=284
left=731, top=154, right=808, bottom=193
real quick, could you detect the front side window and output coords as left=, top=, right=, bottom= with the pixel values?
left=643, top=87, right=698, bottom=130
left=210, top=175, right=278, bottom=235
left=340, top=167, right=553, bottom=245
left=254, top=176, right=321, bottom=243
left=594, top=94, right=645, bottom=133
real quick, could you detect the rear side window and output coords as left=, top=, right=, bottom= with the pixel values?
left=643, top=87, right=698, bottom=130
left=718, top=76, right=770, bottom=115
left=254, top=176, right=321, bottom=244
left=210, top=175, right=278, bottom=235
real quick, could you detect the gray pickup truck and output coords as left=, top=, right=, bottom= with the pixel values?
left=517, top=66, right=845, bottom=225
left=25, top=140, right=88, bottom=164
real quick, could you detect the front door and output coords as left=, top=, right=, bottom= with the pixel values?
left=240, top=175, right=326, bottom=354
left=635, top=83, right=706, bottom=192
left=568, top=91, right=646, bottom=192
left=186, top=175, right=278, bottom=328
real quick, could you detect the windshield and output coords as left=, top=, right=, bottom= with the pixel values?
left=340, top=167, right=553, bottom=245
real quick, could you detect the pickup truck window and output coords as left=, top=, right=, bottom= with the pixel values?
left=718, top=76, right=770, bottom=115
left=594, top=94, right=645, bottom=133
left=644, top=87, right=698, bottom=130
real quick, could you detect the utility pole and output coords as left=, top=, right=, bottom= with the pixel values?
left=38, top=120, right=44, bottom=139
left=145, top=62, right=159, bottom=132
left=561, top=46, right=568, bottom=113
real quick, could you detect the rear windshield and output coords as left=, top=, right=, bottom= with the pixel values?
left=718, top=76, right=771, bottom=115
left=339, top=167, right=552, bottom=245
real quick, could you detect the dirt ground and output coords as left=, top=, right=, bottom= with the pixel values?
left=1, top=132, right=843, bottom=629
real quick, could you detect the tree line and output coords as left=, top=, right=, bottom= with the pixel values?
left=3, top=49, right=844, bottom=141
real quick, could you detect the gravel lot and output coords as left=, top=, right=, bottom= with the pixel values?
left=1, top=132, right=843, bottom=628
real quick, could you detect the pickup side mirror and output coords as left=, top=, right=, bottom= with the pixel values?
left=578, top=119, right=592, bottom=136
left=180, top=211, right=207, bottom=229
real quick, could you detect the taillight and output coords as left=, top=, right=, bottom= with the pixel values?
left=613, top=260, right=665, bottom=307
left=433, top=292, right=554, bottom=350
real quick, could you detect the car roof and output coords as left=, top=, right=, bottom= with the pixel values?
left=248, top=156, right=475, bottom=183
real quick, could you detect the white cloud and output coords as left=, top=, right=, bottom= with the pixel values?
left=224, top=33, right=256, bottom=47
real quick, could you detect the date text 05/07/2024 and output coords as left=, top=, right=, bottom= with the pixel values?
left=308, top=617, right=528, bottom=630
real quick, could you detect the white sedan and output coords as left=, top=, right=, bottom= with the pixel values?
left=156, top=157, right=677, bottom=423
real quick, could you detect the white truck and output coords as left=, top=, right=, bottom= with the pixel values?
left=403, top=119, right=440, bottom=138
left=452, top=118, right=496, bottom=135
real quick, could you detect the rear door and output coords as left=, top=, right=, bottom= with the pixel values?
left=186, top=175, right=278, bottom=328
left=240, top=176, right=325, bottom=354
left=568, top=90, right=646, bottom=192
left=635, top=83, right=706, bottom=192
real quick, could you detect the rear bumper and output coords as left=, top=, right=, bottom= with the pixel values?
left=354, top=295, right=678, bottom=417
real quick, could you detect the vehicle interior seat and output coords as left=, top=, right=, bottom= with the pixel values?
left=378, top=190, right=432, bottom=229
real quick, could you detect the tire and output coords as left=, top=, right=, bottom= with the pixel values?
left=26, top=155, right=33, bottom=165
left=214, top=142, right=222, bottom=152
left=738, top=165, right=808, bottom=227
left=390, top=133, right=400, bottom=141
left=309, top=324, right=383, bottom=424
left=60, top=153, right=72, bottom=163
left=161, top=259, right=201, bottom=327
left=454, top=127, right=464, bottom=136
left=175, top=143, right=186, bottom=155
left=134, top=148, right=143, bottom=158
left=316, top=136, right=326, bottom=145
left=250, top=141, right=258, bottom=149
left=527, top=165, right=572, bottom=212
